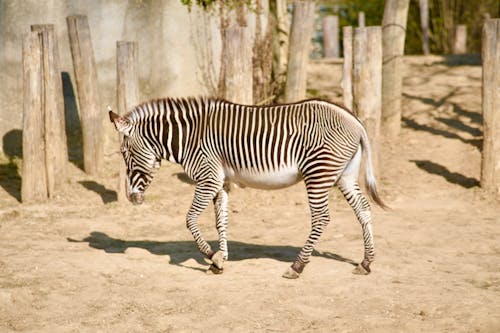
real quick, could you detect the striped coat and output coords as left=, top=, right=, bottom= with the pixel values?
left=110, top=97, right=385, bottom=278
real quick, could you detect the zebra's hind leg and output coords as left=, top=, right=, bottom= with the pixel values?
left=283, top=174, right=335, bottom=279
left=337, top=175, right=374, bottom=275
left=208, top=188, right=229, bottom=274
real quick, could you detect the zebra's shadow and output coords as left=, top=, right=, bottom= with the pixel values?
left=68, top=231, right=357, bottom=270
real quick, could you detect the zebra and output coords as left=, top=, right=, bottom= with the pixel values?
left=109, top=96, right=386, bottom=279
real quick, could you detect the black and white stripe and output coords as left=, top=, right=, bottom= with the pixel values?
left=110, top=97, right=386, bottom=278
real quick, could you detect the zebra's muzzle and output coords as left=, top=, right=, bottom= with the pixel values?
left=129, top=192, right=144, bottom=205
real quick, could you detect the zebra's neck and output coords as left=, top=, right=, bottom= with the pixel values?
left=127, top=97, right=207, bottom=164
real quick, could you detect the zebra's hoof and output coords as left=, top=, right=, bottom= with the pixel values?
left=210, top=250, right=226, bottom=270
left=352, top=263, right=371, bottom=275
left=207, top=264, right=224, bottom=275
left=282, top=266, right=300, bottom=279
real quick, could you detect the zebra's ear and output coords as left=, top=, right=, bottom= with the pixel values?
left=108, top=108, right=133, bottom=136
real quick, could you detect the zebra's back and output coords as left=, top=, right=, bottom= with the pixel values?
left=202, top=99, right=361, bottom=189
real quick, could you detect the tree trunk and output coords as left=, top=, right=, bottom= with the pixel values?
left=358, top=11, right=365, bottom=28
left=116, top=41, right=139, bottom=202
left=480, top=19, right=500, bottom=195
left=342, top=26, right=353, bottom=110
left=285, top=1, right=315, bottom=103
left=31, top=24, right=67, bottom=198
left=67, top=15, right=103, bottom=175
left=452, top=25, right=467, bottom=54
left=223, top=25, right=253, bottom=104
left=22, top=32, right=47, bottom=203
left=381, top=0, right=410, bottom=139
left=253, top=0, right=273, bottom=104
left=353, top=27, right=383, bottom=174
left=323, top=15, right=339, bottom=58
left=419, top=0, right=430, bottom=55
left=270, top=0, right=289, bottom=101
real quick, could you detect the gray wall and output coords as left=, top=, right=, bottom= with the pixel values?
left=0, top=0, right=227, bottom=156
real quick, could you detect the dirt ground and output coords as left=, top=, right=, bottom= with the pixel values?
left=1, top=55, right=499, bottom=332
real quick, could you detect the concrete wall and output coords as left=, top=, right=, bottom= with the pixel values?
left=0, top=0, right=230, bottom=157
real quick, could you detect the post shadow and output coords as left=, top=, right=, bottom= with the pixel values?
left=411, top=160, right=479, bottom=189
left=438, top=54, right=482, bottom=67
left=451, top=103, right=482, bottom=125
left=0, top=160, right=21, bottom=202
left=435, top=117, right=482, bottom=137
left=402, top=117, right=482, bottom=150
left=402, top=92, right=483, bottom=148
left=403, top=90, right=459, bottom=108
left=62, top=71, right=84, bottom=170
left=1, top=129, right=22, bottom=202
left=68, top=231, right=358, bottom=270
left=78, top=181, right=117, bottom=203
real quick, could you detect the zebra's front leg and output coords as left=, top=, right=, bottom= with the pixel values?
left=283, top=182, right=331, bottom=279
left=338, top=176, right=374, bottom=275
left=208, top=188, right=229, bottom=274
left=186, top=182, right=221, bottom=263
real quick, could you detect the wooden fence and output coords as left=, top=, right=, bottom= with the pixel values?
left=19, top=8, right=500, bottom=203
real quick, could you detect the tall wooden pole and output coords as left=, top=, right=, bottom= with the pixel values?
left=116, top=41, right=139, bottom=202
left=353, top=26, right=382, bottom=173
left=271, top=0, right=289, bottom=100
left=381, top=0, right=410, bottom=139
left=358, top=12, right=365, bottom=28
left=342, top=26, right=353, bottom=111
left=67, top=15, right=103, bottom=175
left=419, top=0, right=430, bottom=55
left=323, top=15, right=339, bottom=58
left=223, top=26, right=253, bottom=104
left=31, top=24, right=67, bottom=198
left=285, top=1, right=315, bottom=103
left=481, top=19, right=500, bottom=195
left=22, top=32, right=47, bottom=203
left=452, top=25, right=467, bottom=54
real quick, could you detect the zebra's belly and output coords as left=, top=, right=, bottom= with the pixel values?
left=223, top=165, right=302, bottom=190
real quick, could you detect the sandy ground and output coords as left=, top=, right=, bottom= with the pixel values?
left=0, top=55, right=499, bottom=332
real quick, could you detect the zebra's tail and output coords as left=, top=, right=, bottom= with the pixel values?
left=360, top=129, right=389, bottom=210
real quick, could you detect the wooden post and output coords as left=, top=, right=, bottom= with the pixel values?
left=116, top=41, right=139, bottom=202
left=342, top=26, right=353, bottom=111
left=67, top=15, right=103, bottom=175
left=353, top=26, right=382, bottom=173
left=381, top=0, right=410, bottom=139
left=453, top=25, right=467, bottom=54
left=271, top=0, right=289, bottom=100
left=223, top=26, right=253, bottom=104
left=252, top=0, right=273, bottom=104
left=285, top=1, right=315, bottom=103
left=22, top=32, right=48, bottom=203
left=31, top=24, right=67, bottom=198
left=323, top=15, right=339, bottom=58
left=419, top=0, right=430, bottom=55
left=481, top=19, right=500, bottom=195
left=358, top=12, right=365, bottom=28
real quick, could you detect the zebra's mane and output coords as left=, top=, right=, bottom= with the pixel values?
left=123, top=96, right=359, bottom=125
left=124, top=96, right=208, bottom=124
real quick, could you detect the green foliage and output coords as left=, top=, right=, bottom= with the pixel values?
left=319, top=0, right=499, bottom=54
left=318, top=0, right=384, bottom=28
left=420, top=0, right=499, bottom=54
left=316, top=0, right=385, bottom=57
left=180, top=0, right=216, bottom=11
left=180, top=0, right=255, bottom=12
left=182, top=0, right=498, bottom=54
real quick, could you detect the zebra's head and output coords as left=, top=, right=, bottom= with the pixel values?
left=109, top=108, right=161, bottom=205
